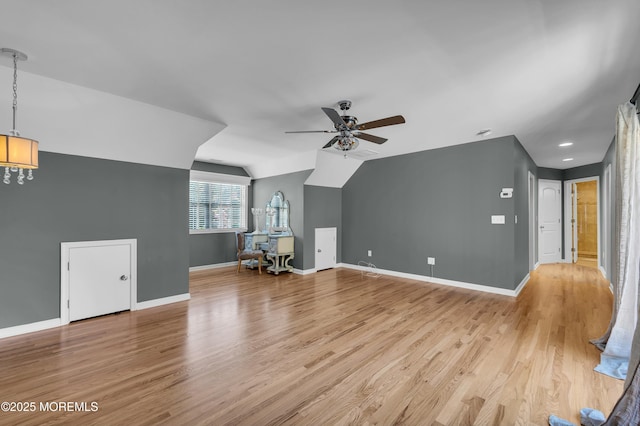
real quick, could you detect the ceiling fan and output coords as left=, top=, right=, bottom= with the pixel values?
left=285, top=100, right=405, bottom=152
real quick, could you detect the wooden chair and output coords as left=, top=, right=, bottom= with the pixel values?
left=236, top=232, right=263, bottom=274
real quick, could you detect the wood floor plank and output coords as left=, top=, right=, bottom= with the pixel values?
left=0, top=264, right=623, bottom=425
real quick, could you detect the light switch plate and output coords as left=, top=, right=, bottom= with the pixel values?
left=491, top=215, right=506, bottom=224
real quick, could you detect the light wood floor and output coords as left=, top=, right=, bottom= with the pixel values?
left=0, top=264, right=622, bottom=425
left=576, top=256, right=599, bottom=269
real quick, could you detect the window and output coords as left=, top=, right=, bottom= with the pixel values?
left=189, top=171, right=250, bottom=233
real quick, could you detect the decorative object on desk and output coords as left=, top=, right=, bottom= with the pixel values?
left=284, top=99, right=405, bottom=156
left=235, top=232, right=263, bottom=274
left=265, top=191, right=291, bottom=235
left=251, top=207, right=265, bottom=233
left=0, top=48, right=38, bottom=185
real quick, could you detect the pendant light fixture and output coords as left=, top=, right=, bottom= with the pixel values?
left=0, top=48, right=38, bottom=185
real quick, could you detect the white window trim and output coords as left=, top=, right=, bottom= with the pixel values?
left=189, top=170, right=251, bottom=186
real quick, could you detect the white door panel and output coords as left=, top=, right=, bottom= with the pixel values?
left=538, top=180, right=562, bottom=264
left=69, top=244, right=131, bottom=321
left=315, top=228, right=337, bottom=271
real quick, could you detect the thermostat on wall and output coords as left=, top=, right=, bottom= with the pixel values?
left=500, top=188, right=513, bottom=198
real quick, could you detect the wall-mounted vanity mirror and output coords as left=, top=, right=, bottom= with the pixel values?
left=265, top=191, right=291, bottom=234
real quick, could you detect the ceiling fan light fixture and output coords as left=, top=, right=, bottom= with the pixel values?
left=285, top=100, right=405, bottom=153
left=333, top=136, right=359, bottom=151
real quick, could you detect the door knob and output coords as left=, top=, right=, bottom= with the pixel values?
left=540, top=226, right=545, bottom=229
left=120, top=275, right=128, bottom=281
left=317, top=249, right=322, bottom=253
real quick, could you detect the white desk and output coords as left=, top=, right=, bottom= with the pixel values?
left=266, top=235, right=294, bottom=275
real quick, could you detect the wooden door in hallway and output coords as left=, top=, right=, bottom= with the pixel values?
left=564, top=177, right=600, bottom=269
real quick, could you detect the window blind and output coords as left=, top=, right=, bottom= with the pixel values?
left=189, top=180, right=247, bottom=232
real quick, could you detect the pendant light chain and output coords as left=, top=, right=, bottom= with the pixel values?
left=12, top=52, right=17, bottom=132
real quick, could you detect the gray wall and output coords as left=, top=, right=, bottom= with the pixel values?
left=303, top=185, right=342, bottom=270
left=538, top=167, right=563, bottom=180
left=0, top=151, right=190, bottom=329
left=191, top=161, right=249, bottom=177
left=342, top=136, right=522, bottom=290
left=188, top=161, right=252, bottom=267
left=563, top=163, right=601, bottom=181
left=252, top=170, right=312, bottom=270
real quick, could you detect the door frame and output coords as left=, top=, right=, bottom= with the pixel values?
left=60, top=239, right=137, bottom=325
left=601, top=165, right=611, bottom=277
left=563, top=176, right=600, bottom=264
left=528, top=171, right=537, bottom=270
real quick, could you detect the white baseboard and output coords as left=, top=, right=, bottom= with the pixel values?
left=1, top=293, right=191, bottom=340
left=134, top=293, right=191, bottom=311
left=192, top=262, right=315, bottom=276
left=0, top=318, right=61, bottom=340
left=534, top=262, right=541, bottom=270
left=598, top=265, right=607, bottom=279
left=189, top=261, right=236, bottom=272
left=514, top=273, right=530, bottom=297
left=340, top=263, right=520, bottom=297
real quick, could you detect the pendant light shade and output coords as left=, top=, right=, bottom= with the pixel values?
left=0, top=134, right=38, bottom=168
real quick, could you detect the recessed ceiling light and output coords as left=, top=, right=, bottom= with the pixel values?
left=476, top=129, right=492, bottom=137
left=559, top=142, right=573, bottom=147
left=562, top=158, right=574, bottom=162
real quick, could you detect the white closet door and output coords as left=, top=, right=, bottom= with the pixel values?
left=69, top=243, right=131, bottom=321
left=315, top=228, right=337, bottom=271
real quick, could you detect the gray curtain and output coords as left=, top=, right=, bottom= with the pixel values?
left=604, top=358, right=639, bottom=424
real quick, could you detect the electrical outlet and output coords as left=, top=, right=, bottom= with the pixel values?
left=427, top=257, right=435, bottom=265
left=367, top=250, right=372, bottom=257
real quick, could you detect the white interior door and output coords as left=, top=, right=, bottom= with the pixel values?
left=538, top=179, right=562, bottom=264
left=69, top=243, right=132, bottom=321
left=315, top=227, right=337, bottom=271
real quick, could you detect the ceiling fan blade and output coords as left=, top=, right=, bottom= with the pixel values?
left=285, top=130, right=336, bottom=134
left=356, top=115, right=405, bottom=131
left=322, top=136, right=340, bottom=149
left=355, top=132, right=387, bottom=144
left=321, top=107, right=348, bottom=130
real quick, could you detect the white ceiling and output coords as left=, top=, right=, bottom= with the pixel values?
left=1, top=1, right=639, bottom=178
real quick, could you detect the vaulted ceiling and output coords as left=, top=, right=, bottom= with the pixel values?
left=1, top=1, right=639, bottom=178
